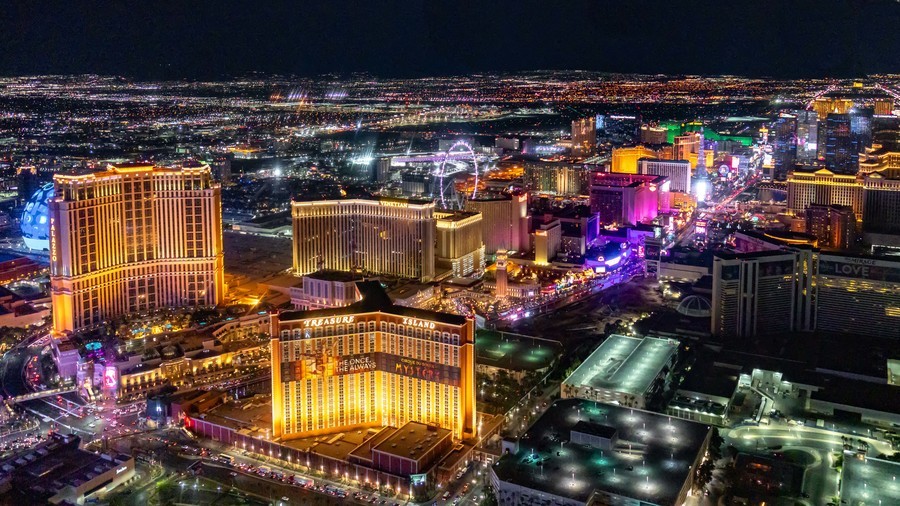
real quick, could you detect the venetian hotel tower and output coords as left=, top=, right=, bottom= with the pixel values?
left=49, top=162, right=225, bottom=336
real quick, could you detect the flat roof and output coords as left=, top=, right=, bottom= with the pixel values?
left=278, top=281, right=467, bottom=326
left=810, top=378, right=900, bottom=415
left=492, top=398, right=710, bottom=505
left=475, top=330, right=561, bottom=371
left=0, top=434, right=132, bottom=502
left=841, top=456, right=900, bottom=506
left=677, top=354, right=740, bottom=400
left=563, top=335, right=678, bottom=396
left=435, top=210, right=481, bottom=222
left=304, top=270, right=365, bottom=283
left=200, top=396, right=273, bottom=439
left=372, top=421, right=451, bottom=461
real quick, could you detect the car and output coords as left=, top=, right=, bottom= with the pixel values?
left=281, top=497, right=290, bottom=502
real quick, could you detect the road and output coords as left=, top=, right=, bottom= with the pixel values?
left=726, top=424, right=851, bottom=506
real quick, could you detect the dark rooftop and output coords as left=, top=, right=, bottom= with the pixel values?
left=278, top=281, right=468, bottom=326
left=571, top=420, right=618, bottom=439
left=372, top=421, right=451, bottom=461
left=492, top=398, right=710, bottom=505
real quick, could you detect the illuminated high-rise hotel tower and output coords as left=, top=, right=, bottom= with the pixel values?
left=292, top=197, right=436, bottom=282
left=271, top=281, right=476, bottom=441
left=49, top=162, right=225, bottom=336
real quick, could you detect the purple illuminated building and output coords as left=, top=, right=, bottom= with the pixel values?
left=589, top=172, right=670, bottom=226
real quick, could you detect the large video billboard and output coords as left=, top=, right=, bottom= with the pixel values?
left=818, top=256, right=900, bottom=283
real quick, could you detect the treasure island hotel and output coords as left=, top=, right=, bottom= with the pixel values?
left=49, top=162, right=225, bottom=336
left=271, top=281, right=476, bottom=441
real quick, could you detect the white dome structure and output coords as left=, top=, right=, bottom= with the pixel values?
left=676, top=295, right=711, bottom=318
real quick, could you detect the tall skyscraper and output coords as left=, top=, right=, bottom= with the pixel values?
left=291, top=197, right=436, bottom=282
left=711, top=251, right=799, bottom=338
left=464, top=193, right=529, bottom=254
left=795, top=110, right=818, bottom=162
left=50, top=162, right=225, bottom=335
left=773, top=114, right=798, bottom=180
left=571, top=117, right=597, bottom=157
left=786, top=168, right=864, bottom=220
left=522, top=160, right=592, bottom=195
left=434, top=210, right=485, bottom=277
left=611, top=146, right=661, bottom=174
left=270, top=281, right=476, bottom=441
left=637, top=159, right=691, bottom=193
left=589, top=172, right=670, bottom=226
left=862, top=168, right=900, bottom=235
left=639, top=124, right=668, bottom=145
left=822, top=109, right=872, bottom=175
left=804, top=204, right=857, bottom=250
left=16, top=166, right=40, bottom=206
left=850, top=107, right=874, bottom=166
left=824, top=114, right=854, bottom=174
left=673, top=132, right=699, bottom=162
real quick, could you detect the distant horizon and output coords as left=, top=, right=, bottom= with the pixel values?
left=3, top=0, right=899, bottom=80
left=0, top=70, right=888, bottom=81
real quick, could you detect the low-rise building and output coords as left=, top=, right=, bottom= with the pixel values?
left=0, top=433, right=135, bottom=505
left=490, top=398, right=711, bottom=506
left=561, top=335, right=678, bottom=409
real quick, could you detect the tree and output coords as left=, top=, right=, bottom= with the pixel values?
left=694, top=459, right=715, bottom=491
left=708, top=427, right=724, bottom=461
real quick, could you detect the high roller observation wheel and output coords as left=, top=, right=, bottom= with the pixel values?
left=437, top=140, right=479, bottom=208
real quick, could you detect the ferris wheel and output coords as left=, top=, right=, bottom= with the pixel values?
left=435, top=141, right=479, bottom=208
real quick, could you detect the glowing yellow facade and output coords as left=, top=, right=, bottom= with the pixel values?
left=292, top=198, right=436, bottom=282
left=50, top=162, right=225, bottom=335
left=271, top=282, right=476, bottom=441
left=786, top=168, right=863, bottom=220
left=611, top=146, right=659, bottom=174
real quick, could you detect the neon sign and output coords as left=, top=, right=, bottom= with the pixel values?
left=401, top=317, right=436, bottom=329
left=302, top=315, right=355, bottom=327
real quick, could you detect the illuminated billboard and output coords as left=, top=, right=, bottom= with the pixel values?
left=281, top=352, right=461, bottom=387
left=818, top=257, right=900, bottom=283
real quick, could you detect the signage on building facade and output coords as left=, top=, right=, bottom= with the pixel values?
left=281, top=352, right=461, bottom=387
left=302, top=315, right=355, bottom=328
left=819, top=257, right=900, bottom=283
left=401, top=317, right=436, bottom=330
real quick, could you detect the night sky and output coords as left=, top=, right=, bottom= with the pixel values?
left=2, top=0, right=900, bottom=78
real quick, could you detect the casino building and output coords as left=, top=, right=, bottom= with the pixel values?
left=270, top=281, right=476, bottom=441
left=291, top=197, right=436, bottom=282
left=711, top=235, right=900, bottom=339
left=49, top=162, right=225, bottom=337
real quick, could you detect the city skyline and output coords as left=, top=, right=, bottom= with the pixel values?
left=2, top=1, right=900, bottom=79
left=1, top=6, right=900, bottom=503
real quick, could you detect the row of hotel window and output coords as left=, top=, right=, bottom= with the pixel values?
left=281, top=321, right=460, bottom=344
left=282, top=377, right=459, bottom=433
left=280, top=334, right=460, bottom=365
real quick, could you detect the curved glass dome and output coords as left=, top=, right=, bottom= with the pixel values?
left=20, top=182, right=54, bottom=250
left=676, top=295, right=712, bottom=318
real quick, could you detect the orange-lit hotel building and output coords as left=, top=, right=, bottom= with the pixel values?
left=270, top=281, right=476, bottom=442
left=49, top=162, right=225, bottom=336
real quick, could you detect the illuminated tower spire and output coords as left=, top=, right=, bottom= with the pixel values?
left=695, top=126, right=707, bottom=178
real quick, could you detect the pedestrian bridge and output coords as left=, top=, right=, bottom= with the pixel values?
left=8, top=387, right=76, bottom=403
